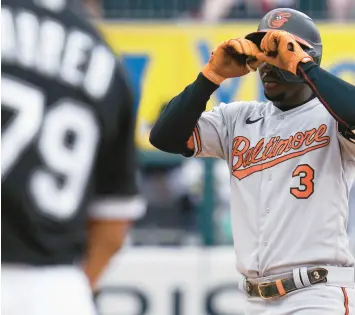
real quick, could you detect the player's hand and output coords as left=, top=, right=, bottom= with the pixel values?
left=202, top=39, right=262, bottom=85
left=256, top=30, right=314, bottom=75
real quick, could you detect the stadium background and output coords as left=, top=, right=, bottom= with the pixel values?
left=85, top=1, right=355, bottom=314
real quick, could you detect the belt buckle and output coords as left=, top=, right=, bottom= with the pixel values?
left=257, top=282, right=279, bottom=300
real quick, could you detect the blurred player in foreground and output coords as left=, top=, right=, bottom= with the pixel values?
left=1, top=0, right=145, bottom=314
left=150, top=8, right=355, bottom=315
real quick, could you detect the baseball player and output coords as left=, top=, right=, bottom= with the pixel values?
left=2, top=0, right=145, bottom=314
left=150, top=8, right=355, bottom=315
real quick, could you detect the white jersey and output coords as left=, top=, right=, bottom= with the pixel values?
left=191, top=97, right=355, bottom=278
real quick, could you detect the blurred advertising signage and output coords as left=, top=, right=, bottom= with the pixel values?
left=100, top=23, right=355, bottom=150
left=96, top=248, right=245, bottom=315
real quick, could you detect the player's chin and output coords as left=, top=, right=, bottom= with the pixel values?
left=264, top=90, right=286, bottom=102
left=263, top=82, right=288, bottom=101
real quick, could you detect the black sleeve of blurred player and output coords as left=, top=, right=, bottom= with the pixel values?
left=95, top=68, right=138, bottom=198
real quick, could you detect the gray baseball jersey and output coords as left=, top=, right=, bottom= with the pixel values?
left=191, top=97, right=355, bottom=278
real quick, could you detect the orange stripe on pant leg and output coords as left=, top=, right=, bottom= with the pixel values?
left=342, top=287, right=349, bottom=315
left=275, top=280, right=286, bottom=296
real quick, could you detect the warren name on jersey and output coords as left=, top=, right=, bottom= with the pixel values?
left=2, top=0, right=113, bottom=103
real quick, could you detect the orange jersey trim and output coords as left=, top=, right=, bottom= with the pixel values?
left=186, top=135, right=195, bottom=151
left=194, top=126, right=202, bottom=156
left=186, top=126, right=202, bottom=156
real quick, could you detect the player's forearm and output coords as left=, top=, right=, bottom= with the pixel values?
left=299, top=62, right=355, bottom=129
left=149, top=73, right=219, bottom=154
left=83, top=219, right=131, bottom=290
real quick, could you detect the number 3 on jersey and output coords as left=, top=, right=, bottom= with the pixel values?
left=290, top=164, right=315, bottom=199
left=1, top=77, right=99, bottom=220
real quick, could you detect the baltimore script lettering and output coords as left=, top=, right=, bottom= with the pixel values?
left=232, top=124, right=330, bottom=180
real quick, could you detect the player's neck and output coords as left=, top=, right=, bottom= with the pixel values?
left=274, top=88, right=315, bottom=111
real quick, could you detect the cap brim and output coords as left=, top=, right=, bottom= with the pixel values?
left=245, top=30, right=313, bottom=49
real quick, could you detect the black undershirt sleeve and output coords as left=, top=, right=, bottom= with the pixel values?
left=149, top=73, right=219, bottom=155
left=299, top=62, right=355, bottom=131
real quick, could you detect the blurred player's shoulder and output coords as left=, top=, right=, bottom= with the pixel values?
left=2, top=0, right=120, bottom=104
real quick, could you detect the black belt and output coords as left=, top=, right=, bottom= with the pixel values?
left=245, top=267, right=328, bottom=299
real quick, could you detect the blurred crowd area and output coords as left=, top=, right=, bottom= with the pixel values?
left=84, top=0, right=355, bottom=21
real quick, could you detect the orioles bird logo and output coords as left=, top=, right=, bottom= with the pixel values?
left=268, top=11, right=291, bottom=28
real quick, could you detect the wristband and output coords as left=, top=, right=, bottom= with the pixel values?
left=201, top=64, right=226, bottom=85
